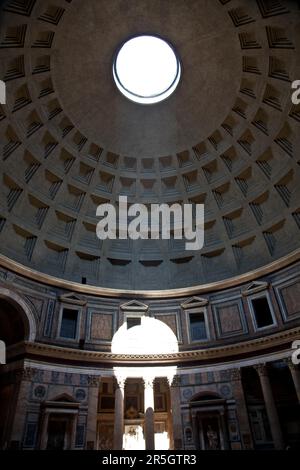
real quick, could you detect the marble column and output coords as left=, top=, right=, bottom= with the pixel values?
left=168, top=375, right=182, bottom=450
left=191, top=412, right=200, bottom=450
left=230, top=368, right=253, bottom=449
left=113, top=376, right=126, bottom=450
left=70, top=413, right=78, bottom=450
left=220, top=411, right=229, bottom=450
left=143, top=377, right=155, bottom=450
left=10, top=367, right=37, bottom=448
left=39, top=410, right=50, bottom=450
left=86, top=375, right=101, bottom=449
left=286, top=359, right=300, bottom=403
left=165, top=378, right=174, bottom=449
left=255, top=364, right=284, bottom=450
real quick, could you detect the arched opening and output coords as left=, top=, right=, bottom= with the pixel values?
left=0, top=298, right=26, bottom=346
left=0, top=292, right=36, bottom=449
left=189, top=390, right=230, bottom=450
left=106, top=316, right=178, bottom=450
left=0, top=288, right=36, bottom=342
left=242, top=367, right=272, bottom=449
left=242, top=365, right=300, bottom=449
left=39, top=394, right=80, bottom=450
left=111, top=315, right=179, bottom=355
left=268, top=362, right=300, bottom=449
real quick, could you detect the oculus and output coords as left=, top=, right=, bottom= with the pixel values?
left=113, top=35, right=181, bottom=104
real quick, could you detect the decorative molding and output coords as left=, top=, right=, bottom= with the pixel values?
left=44, top=299, right=55, bottom=338
left=43, top=393, right=80, bottom=408
left=181, top=296, right=209, bottom=309
left=86, top=309, right=115, bottom=344
left=273, top=278, right=300, bottom=323
left=242, top=281, right=269, bottom=296
left=59, top=292, right=87, bottom=306
left=0, top=250, right=299, bottom=299
left=0, top=285, right=37, bottom=341
left=120, top=300, right=149, bottom=311
left=7, top=326, right=300, bottom=366
left=212, top=299, right=248, bottom=339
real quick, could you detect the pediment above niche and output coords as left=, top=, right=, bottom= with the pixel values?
left=181, top=296, right=209, bottom=309
left=51, top=393, right=77, bottom=403
left=59, top=292, right=87, bottom=306
left=242, top=281, right=269, bottom=296
left=45, top=393, right=80, bottom=409
left=120, top=300, right=149, bottom=312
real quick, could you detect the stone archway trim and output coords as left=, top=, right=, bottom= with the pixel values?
left=0, top=286, right=37, bottom=341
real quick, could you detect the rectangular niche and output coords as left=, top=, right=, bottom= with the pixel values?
left=247, top=293, right=277, bottom=331
left=86, top=309, right=115, bottom=344
left=212, top=298, right=248, bottom=339
left=153, top=312, right=181, bottom=342
left=185, top=307, right=210, bottom=344
left=274, top=278, right=300, bottom=322
left=58, top=306, right=81, bottom=341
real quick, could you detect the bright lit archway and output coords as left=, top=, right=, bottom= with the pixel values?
left=113, top=35, right=181, bottom=104
left=111, top=316, right=179, bottom=355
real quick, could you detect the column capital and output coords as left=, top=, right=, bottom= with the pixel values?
left=115, top=375, right=127, bottom=390
left=15, top=367, right=38, bottom=382
left=143, top=376, right=155, bottom=389
left=87, top=375, right=101, bottom=387
left=284, top=357, right=298, bottom=371
left=254, top=363, right=268, bottom=377
left=230, top=368, right=242, bottom=381
left=168, top=374, right=181, bottom=387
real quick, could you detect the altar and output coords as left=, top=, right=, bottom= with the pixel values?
left=123, top=421, right=145, bottom=450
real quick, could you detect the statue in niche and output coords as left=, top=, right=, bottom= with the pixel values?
left=123, top=425, right=145, bottom=450
left=128, top=426, right=137, bottom=437
left=206, top=425, right=219, bottom=450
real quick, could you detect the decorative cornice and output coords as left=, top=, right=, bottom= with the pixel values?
left=120, top=300, right=149, bottom=312
left=59, top=293, right=87, bottom=306
left=0, top=250, right=299, bottom=299
left=242, top=281, right=269, bottom=297
left=6, top=326, right=300, bottom=366
left=181, top=296, right=209, bottom=309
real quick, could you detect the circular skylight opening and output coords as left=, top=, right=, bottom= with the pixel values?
left=113, top=35, right=181, bottom=105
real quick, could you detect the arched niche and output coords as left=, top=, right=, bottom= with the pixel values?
left=111, top=316, right=178, bottom=355
left=0, top=287, right=37, bottom=344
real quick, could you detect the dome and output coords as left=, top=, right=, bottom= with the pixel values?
left=0, top=0, right=300, bottom=454
left=0, top=0, right=299, bottom=291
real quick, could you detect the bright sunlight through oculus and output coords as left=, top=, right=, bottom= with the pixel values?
left=113, top=35, right=181, bottom=105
